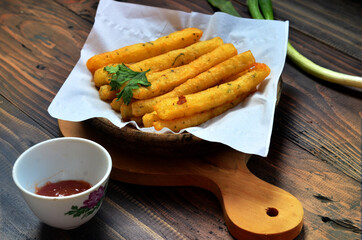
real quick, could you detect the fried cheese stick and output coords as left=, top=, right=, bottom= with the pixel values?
left=87, top=28, right=203, bottom=73
left=132, top=43, right=237, bottom=100
left=93, top=37, right=224, bottom=88
left=131, top=50, right=256, bottom=117
left=153, top=63, right=270, bottom=120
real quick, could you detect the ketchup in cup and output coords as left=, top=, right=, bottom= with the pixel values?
left=36, top=180, right=92, bottom=197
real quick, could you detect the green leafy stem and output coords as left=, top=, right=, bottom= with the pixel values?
left=64, top=200, right=102, bottom=219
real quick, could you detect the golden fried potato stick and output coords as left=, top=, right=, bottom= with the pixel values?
left=132, top=43, right=237, bottom=99
left=120, top=102, right=142, bottom=123
left=120, top=103, right=133, bottom=121
left=87, top=28, right=203, bottom=73
left=120, top=103, right=132, bottom=121
left=93, top=67, right=112, bottom=88
left=219, top=68, right=250, bottom=84
left=131, top=51, right=256, bottom=117
left=142, top=111, right=159, bottom=128
left=99, top=85, right=117, bottom=101
left=93, top=37, right=224, bottom=88
left=110, top=98, right=122, bottom=112
left=130, top=37, right=223, bottom=72
left=154, top=63, right=270, bottom=120
left=152, top=92, right=251, bottom=132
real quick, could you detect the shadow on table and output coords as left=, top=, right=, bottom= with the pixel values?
left=39, top=217, right=104, bottom=240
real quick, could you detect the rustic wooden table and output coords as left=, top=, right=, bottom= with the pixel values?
left=0, top=0, right=361, bottom=239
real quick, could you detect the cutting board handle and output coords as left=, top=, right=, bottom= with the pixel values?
left=197, top=149, right=304, bottom=240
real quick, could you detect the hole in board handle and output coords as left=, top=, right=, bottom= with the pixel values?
left=266, top=207, right=279, bottom=217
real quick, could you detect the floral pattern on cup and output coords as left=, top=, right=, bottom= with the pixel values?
left=65, top=183, right=107, bottom=219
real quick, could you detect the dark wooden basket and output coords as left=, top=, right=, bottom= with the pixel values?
left=87, top=118, right=224, bottom=157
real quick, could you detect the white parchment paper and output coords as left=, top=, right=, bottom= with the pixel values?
left=48, top=0, right=289, bottom=157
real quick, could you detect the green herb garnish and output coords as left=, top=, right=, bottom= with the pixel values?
left=104, top=64, right=151, bottom=104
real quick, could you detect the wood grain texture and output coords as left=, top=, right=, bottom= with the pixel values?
left=0, top=0, right=361, bottom=239
left=237, top=0, right=362, bottom=61
left=0, top=0, right=92, bottom=136
left=271, top=0, right=362, bottom=61
left=0, top=95, right=52, bottom=239
left=55, top=0, right=99, bottom=23
left=279, top=26, right=361, bottom=181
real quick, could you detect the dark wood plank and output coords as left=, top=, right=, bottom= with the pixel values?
left=0, top=0, right=93, bottom=136
left=0, top=95, right=54, bottom=157
left=1, top=0, right=361, bottom=239
left=55, top=0, right=98, bottom=23
left=279, top=29, right=361, bottom=182
left=106, top=183, right=233, bottom=240
left=272, top=0, right=362, bottom=61
left=237, top=0, right=362, bottom=61
left=55, top=0, right=214, bottom=21
left=116, top=0, right=214, bottom=13
left=0, top=95, right=53, bottom=239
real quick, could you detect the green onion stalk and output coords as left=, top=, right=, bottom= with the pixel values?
left=208, top=0, right=362, bottom=88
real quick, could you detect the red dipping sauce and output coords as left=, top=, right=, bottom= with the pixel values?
left=36, top=180, right=92, bottom=197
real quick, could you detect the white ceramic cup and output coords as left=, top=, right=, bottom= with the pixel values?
left=12, top=137, right=112, bottom=230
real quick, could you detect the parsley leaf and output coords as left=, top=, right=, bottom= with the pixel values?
left=104, top=64, right=151, bottom=105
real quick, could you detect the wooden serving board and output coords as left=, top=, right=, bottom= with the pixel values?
left=59, top=119, right=303, bottom=240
